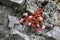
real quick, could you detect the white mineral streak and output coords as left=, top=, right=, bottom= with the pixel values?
left=10, top=0, right=25, bottom=4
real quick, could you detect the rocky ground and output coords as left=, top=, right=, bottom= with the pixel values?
left=0, top=5, right=24, bottom=40
left=0, top=0, right=60, bottom=40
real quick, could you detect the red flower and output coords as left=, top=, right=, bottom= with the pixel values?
left=37, top=28, right=42, bottom=32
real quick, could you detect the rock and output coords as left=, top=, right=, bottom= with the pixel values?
left=0, top=5, right=13, bottom=40
left=8, top=15, right=20, bottom=28
left=0, top=10, right=4, bottom=24
left=45, top=1, right=57, bottom=13
left=31, top=34, right=46, bottom=40
left=10, top=0, right=25, bottom=4
left=46, top=27, right=60, bottom=40
left=26, top=0, right=39, bottom=13
left=10, top=34, right=24, bottom=40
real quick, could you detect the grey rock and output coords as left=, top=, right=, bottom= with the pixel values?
left=46, top=27, right=60, bottom=40
left=45, top=1, right=57, bottom=13
left=26, top=0, right=39, bottom=13
left=0, top=5, right=13, bottom=40
left=8, top=15, right=20, bottom=28
left=10, top=34, right=24, bottom=40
